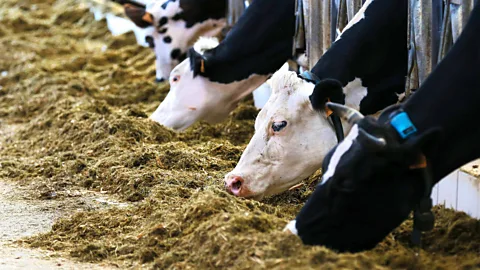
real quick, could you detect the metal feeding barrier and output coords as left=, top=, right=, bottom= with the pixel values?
left=299, top=0, right=475, bottom=87
left=406, top=0, right=476, bottom=96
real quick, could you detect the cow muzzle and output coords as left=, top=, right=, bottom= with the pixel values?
left=224, top=175, right=254, bottom=198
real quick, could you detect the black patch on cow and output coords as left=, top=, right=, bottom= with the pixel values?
left=163, top=36, right=172, bottom=43
left=188, top=0, right=296, bottom=83
left=145, top=35, right=155, bottom=48
left=161, top=0, right=176, bottom=9
left=309, top=0, right=408, bottom=115
left=171, top=13, right=182, bottom=21
left=179, top=52, right=187, bottom=61
left=158, top=17, right=168, bottom=27
left=188, top=48, right=205, bottom=77
left=158, top=27, right=168, bottom=34
left=170, top=48, right=182, bottom=60
left=176, top=0, right=227, bottom=28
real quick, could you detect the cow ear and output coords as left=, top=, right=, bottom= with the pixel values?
left=309, top=79, right=345, bottom=112
left=124, top=4, right=153, bottom=28
left=188, top=48, right=207, bottom=77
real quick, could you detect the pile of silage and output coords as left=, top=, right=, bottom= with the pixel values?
left=0, top=0, right=478, bottom=269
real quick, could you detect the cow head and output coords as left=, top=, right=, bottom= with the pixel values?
left=224, top=70, right=350, bottom=200
left=284, top=103, right=441, bottom=252
left=149, top=37, right=269, bottom=131
left=124, top=1, right=226, bottom=82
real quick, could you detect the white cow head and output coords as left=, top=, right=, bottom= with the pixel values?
left=224, top=70, right=361, bottom=200
left=124, top=0, right=226, bottom=82
left=149, top=37, right=270, bottom=131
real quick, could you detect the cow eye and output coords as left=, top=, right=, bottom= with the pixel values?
left=172, top=75, right=180, bottom=82
left=272, top=121, right=287, bottom=132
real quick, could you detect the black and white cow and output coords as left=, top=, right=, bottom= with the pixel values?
left=121, top=0, right=228, bottom=82
left=149, top=0, right=296, bottom=131
left=285, top=2, right=480, bottom=253
left=224, top=0, right=408, bottom=199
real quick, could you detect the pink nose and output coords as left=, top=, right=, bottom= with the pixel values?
left=225, top=175, right=244, bottom=196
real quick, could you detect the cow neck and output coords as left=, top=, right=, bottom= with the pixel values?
left=310, top=0, right=407, bottom=115
left=401, top=5, right=480, bottom=184
left=178, top=0, right=227, bottom=28
left=200, top=0, right=295, bottom=84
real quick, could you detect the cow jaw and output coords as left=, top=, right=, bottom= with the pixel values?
left=149, top=60, right=268, bottom=131
left=225, top=71, right=342, bottom=199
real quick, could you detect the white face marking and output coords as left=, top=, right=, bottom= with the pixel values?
left=149, top=38, right=269, bottom=131
left=146, top=1, right=226, bottom=81
left=321, top=124, right=360, bottom=184
left=283, top=220, right=298, bottom=235
left=335, top=0, right=374, bottom=41
left=225, top=70, right=342, bottom=198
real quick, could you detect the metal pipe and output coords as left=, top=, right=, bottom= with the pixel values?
left=336, top=0, right=348, bottom=34
left=306, top=0, right=332, bottom=68
left=227, top=0, right=247, bottom=27
left=438, top=0, right=452, bottom=62
left=411, top=0, right=433, bottom=86
left=346, top=0, right=362, bottom=22
left=293, top=0, right=306, bottom=55
left=450, top=0, right=475, bottom=42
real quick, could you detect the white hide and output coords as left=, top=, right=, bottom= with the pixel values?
left=225, top=70, right=367, bottom=199
left=149, top=37, right=269, bottom=131
left=146, top=0, right=227, bottom=81
left=283, top=220, right=298, bottom=235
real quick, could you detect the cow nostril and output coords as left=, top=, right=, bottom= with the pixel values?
left=155, top=78, right=166, bottom=83
left=230, top=176, right=243, bottom=192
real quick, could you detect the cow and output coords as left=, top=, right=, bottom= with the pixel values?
left=224, top=0, right=408, bottom=199
left=148, top=0, right=296, bottom=131
left=119, top=0, right=229, bottom=82
left=284, top=2, right=480, bottom=253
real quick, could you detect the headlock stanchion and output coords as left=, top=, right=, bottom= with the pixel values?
left=305, top=0, right=332, bottom=68
left=299, top=0, right=365, bottom=69
left=406, top=0, right=475, bottom=98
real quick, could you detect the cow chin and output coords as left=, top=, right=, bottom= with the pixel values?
left=225, top=166, right=315, bottom=200
left=149, top=106, right=200, bottom=132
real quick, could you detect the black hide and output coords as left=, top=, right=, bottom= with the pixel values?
left=176, top=0, right=227, bottom=28
left=310, top=0, right=408, bottom=115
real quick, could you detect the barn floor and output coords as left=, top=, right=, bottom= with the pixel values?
left=0, top=0, right=479, bottom=269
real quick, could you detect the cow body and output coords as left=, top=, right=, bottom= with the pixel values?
left=224, top=0, right=408, bottom=199
left=122, top=0, right=229, bottom=82
left=149, top=0, right=296, bottom=131
left=286, top=2, right=480, bottom=253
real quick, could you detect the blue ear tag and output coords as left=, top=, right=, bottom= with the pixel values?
left=390, top=112, right=417, bottom=139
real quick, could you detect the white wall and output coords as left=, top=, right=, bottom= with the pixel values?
left=433, top=159, right=480, bottom=218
